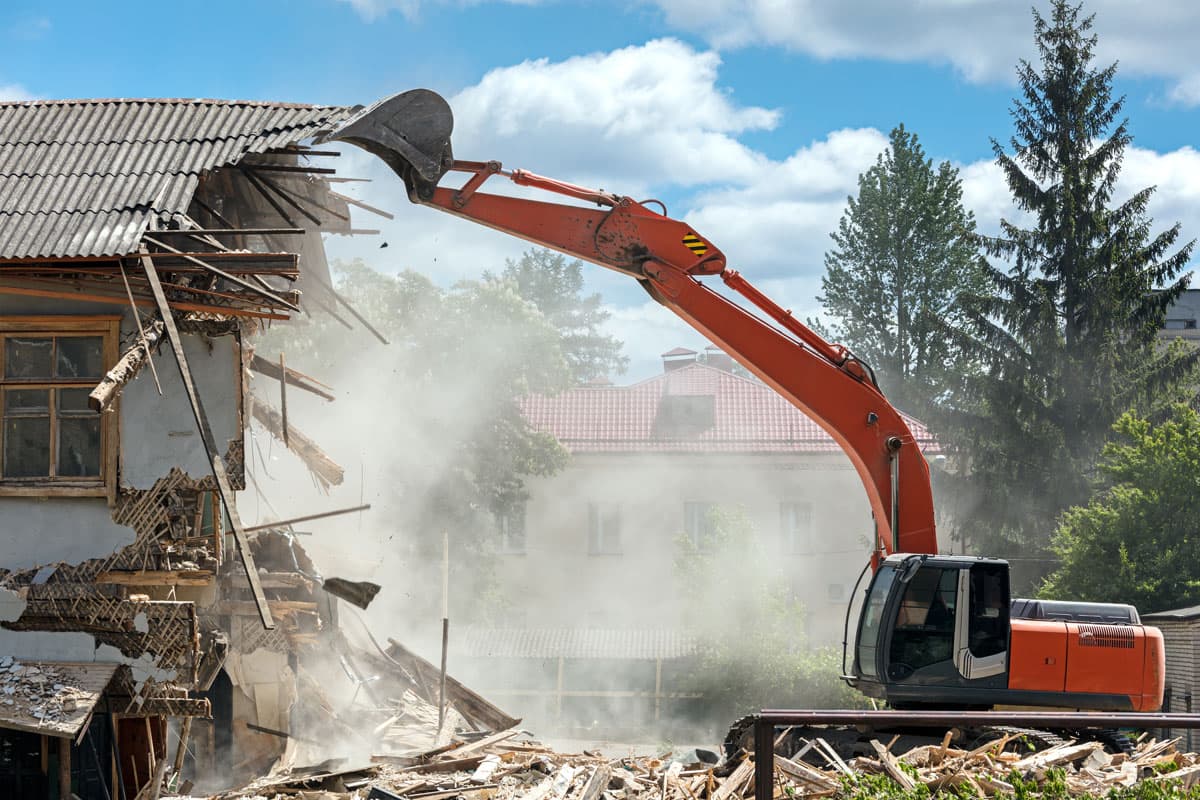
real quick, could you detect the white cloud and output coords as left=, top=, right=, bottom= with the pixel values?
left=325, top=38, right=1200, bottom=383
left=648, top=1, right=1200, bottom=104
left=0, top=83, right=34, bottom=102
left=337, top=0, right=539, bottom=21
left=449, top=38, right=778, bottom=191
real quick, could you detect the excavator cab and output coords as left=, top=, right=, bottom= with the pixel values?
left=852, top=554, right=1011, bottom=708
left=850, top=553, right=1164, bottom=712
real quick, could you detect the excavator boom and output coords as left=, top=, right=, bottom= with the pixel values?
left=319, top=89, right=937, bottom=557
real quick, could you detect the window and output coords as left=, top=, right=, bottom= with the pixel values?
left=0, top=318, right=118, bottom=497
left=780, top=502, right=813, bottom=554
left=495, top=505, right=526, bottom=554
left=587, top=502, right=621, bottom=555
left=888, top=566, right=959, bottom=675
left=683, top=501, right=717, bottom=549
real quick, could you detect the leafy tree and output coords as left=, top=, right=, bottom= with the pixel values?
left=672, top=507, right=861, bottom=735
left=486, top=249, right=627, bottom=383
left=940, top=1, right=1197, bottom=585
left=257, top=253, right=624, bottom=620
left=817, top=124, right=984, bottom=414
left=1039, top=405, right=1200, bottom=613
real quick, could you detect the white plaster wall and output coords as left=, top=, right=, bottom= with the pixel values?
left=0, top=497, right=135, bottom=569
left=498, top=451, right=876, bottom=644
left=0, top=296, right=241, bottom=569
left=121, top=333, right=240, bottom=489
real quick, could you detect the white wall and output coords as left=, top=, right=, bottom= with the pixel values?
left=495, top=451, right=876, bottom=644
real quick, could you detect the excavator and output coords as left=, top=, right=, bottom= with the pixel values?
left=315, top=90, right=1164, bottom=723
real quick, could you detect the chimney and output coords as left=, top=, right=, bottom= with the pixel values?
left=702, top=345, right=736, bottom=373
left=661, top=347, right=697, bottom=372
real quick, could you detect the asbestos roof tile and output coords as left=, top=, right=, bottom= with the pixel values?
left=0, top=98, right=353, bottom=259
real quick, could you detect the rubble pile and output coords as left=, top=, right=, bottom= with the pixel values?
left=0, top=656, right=92, bottom=723
left=180, top=727, right=1200, bottom=799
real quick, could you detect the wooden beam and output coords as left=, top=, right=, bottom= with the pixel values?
left=279, top=353, right=289, bottom=448
left=149, top=228, right=306, bottom=237
left=89, top=317, right=165, bottom=412
left=249, top=398, right=344, bottom=488
left=309, top=275, right=389, bottom=345
left=143, top=235, right=299, bottom=312
left=330, top=190, right=395, bottom=220
left=0, top=279, right=290, bottom=320
left=95, top=570, right=214, bottom=587
left=249, top=353, right=335, bottom=401
left=140, top=250, right=274, bottom=630
left=244, top=504, right=369, bottom=533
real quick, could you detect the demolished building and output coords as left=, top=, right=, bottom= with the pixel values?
left=0, top=96, right=389, bottom=798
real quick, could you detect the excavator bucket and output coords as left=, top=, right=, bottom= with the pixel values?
left=317, top=89, right=454, bottom=200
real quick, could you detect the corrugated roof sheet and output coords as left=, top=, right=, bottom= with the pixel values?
left=520, top=362, right=940, bottom=455
left=0, top=98, right=352, bottom=259
left=458, top=627, right=700, bottom=660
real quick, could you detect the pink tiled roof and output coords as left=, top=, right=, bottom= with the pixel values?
left=520, top=362, right=940, bottom=455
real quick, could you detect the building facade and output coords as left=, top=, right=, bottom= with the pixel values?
left=0, top=97, right=371, bottom=798
left=457, top=348, right=938, bottom=735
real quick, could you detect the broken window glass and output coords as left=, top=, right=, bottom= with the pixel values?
left=55, top=337, right=103, bottom=379
left=5, top=338, right=52, bottom=379
left=57, top=389, right=100, bottom=477
left=5, top=417, right=50, bottom=478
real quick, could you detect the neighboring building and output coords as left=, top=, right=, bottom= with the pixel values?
left=1142, top=606, right=1200, bottom=751
left=0, top=96, right=381, bottom=798
left=462, top=347, right=938, bottom=734
left=1160, top=289, right=1200, bottom=343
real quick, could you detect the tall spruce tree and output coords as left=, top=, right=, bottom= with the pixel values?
left=818, top=125, right=983, bottom=414
left=943, top=0, right=1196, bottom=588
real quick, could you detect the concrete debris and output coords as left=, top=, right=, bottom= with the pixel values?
left=168, top=726, right=1200, bottom=799
left=0, top=660, right=95, bottom=724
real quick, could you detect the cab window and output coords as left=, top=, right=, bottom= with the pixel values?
left=888, top=566, right=957, bottom=674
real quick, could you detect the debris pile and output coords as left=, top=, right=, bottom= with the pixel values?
left=0, top=658, right=88, bottom=721
left=178, top=726, right=1200, bottom=799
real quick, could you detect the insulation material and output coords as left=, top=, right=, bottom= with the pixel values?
left=225, top=648, right=296, bottom=732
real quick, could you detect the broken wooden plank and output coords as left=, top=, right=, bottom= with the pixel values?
left=383, top=638, right=520, bottom=733
left=95, top=570, right=213, bottom=587
left=249, top=352, right=335, bottom=401
left=870, top=740, right=916, bottom=791
left=143, top=235, right=299, bottom=312
left=249, top=396, right=344, bottom=488
left=140, top=251, right=273, bottom=630
left=244, top=504, right=369, bottom=532
left=772, top=754, right=839, bottom=792
left=712, top=759, right=753, bottom=800
left=1011, top=741, right=1100, bottom=773
left=579, top=765, right=610, bottom=800
left=435, top=727, right=521, bottom=761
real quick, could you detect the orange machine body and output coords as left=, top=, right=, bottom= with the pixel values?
left=1009, top=619, right=1164, bottom=711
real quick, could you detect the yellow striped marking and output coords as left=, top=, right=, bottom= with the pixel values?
left=682, top=232, right=708, bottom=256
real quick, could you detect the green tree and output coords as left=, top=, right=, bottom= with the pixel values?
left=672, top=507, right=860, bottom=735
left=817, top=124, right=984, bottom=414
left=941, top=1, right=1196, bottom=586
left=1039, top=405, right=1200, bottom=613
left=486, top=249, right=628, bottom=383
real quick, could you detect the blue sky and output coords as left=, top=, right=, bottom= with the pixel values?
left=4, top=0, right=1200, bottom=379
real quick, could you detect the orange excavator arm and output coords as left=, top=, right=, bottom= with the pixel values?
left=320, top=90, right=938, bottom=558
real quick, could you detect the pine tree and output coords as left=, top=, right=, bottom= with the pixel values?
left=817, top=124, right=983, bottom=414
left=943, top=0, right=1196, bottom=588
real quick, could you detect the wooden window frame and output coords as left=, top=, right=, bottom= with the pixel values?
left=0, top=316, right=120, bottom=501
